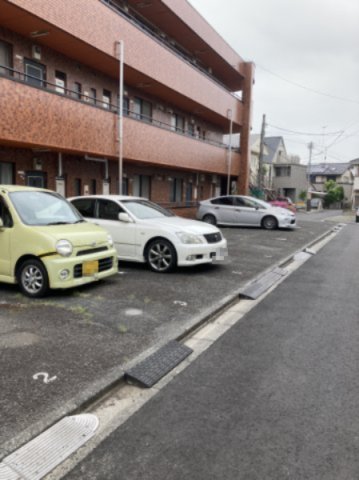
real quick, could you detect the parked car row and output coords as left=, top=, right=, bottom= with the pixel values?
left=0, top=186, right=297, bottom=298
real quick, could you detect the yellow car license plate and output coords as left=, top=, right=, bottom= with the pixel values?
left=83, top=260, right=99, bottom=276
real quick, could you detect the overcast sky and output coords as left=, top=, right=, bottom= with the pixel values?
left=188, top=0, right=359, bottom=164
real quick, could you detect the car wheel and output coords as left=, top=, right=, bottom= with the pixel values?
left=202, top=214, right=217, bottom=225
left=146, top=239, right=177, bottom=273
left=262, top=215, right=278, bottom=230
left=18, top=259, right=49, bottom=298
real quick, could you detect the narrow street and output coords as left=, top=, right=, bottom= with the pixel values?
left=61, top=222, right=359, bottom=480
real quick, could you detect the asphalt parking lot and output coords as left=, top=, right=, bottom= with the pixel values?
left=0, top=217, right=335, bottom=457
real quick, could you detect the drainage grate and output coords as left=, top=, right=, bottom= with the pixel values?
left=125, top=340, right=193, bottom=388
left=0, top=414, right=99, bottom=480
left=238, top=267, right=288, bottom=300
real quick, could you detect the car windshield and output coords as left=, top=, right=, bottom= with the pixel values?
left=122, top=199, right=174, bottom=219
left=10, top=191, right=83, bottom=226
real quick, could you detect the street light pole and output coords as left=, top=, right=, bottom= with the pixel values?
left=117, top=40, right=124, bottom=195
left=226, top=109, right=233, bottom=195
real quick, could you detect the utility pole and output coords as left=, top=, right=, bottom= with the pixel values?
left=257, top=114, right=266, bottom=193
left=306, top=141, right=314, bottom=211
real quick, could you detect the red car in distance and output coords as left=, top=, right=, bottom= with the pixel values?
left=269, top=197, right=297, bottom=213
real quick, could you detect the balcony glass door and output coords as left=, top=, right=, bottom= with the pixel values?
left=25, top=60, right=45, bottom=87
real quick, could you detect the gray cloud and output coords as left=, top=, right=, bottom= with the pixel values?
left=189, top=0, right=359, bottom=162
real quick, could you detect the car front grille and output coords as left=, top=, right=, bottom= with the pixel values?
left=74, top=257, right=114, bottom=278
left=77, top=246, right=108, bottom=256
left=204, top=232, right=222, bottom=244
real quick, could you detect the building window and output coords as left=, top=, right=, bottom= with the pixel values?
left=25, top=171, right=47, bottom=188
left=275, top=166, right=291, bottom=177
left=170, top=178, right=183, bottom=202
left=89, top=88, right=97, bottom=105
left=133, top=175, right=150, bottom=198
left=24, top=59, right=46, bottom=87
left=121, top=177, right=129, bottom=195
left=133, top=97, right=152, bottom=123
left=188, top=123, right=195, bottom=137
left=0, top=40, right=13, bottom=76
left=73, top=82, right=82, bottom=100
left=74, top=178, right=82, bottom=196
left=103, top=89, right=111, bottom=109
left=0, top=162, right=14, bottom=184
left=73, top=82, right=82, bottom=99
left=170, top=114, right=184, bottom=133
left=55, top=70, right=67, bottom=94
left=123, top=97, right=130, bottom=115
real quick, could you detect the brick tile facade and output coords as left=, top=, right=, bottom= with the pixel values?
left=0, top=0, right=254, bottom=207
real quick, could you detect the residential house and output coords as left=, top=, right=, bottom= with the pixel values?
left=260, top=136, right=289, bottom=191
left=0, top=0, right=254, bottom=211
left=249, top=134, right=268, bottom=189
left=308, top=163, right=354, bottom=207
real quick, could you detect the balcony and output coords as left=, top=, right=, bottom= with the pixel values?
left=0, top=72, right=240, bottom=175
left=1, top=0, right=244, bottom=130
left=124, top=117, right=239, bottom=175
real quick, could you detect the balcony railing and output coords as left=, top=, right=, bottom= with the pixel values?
left=100, top=0, right=241, bottom=98
left=0, top=66, right=236, bottom=151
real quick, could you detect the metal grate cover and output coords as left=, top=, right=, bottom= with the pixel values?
left=0, top=414, right=99, bottom=480
left=238, top=267, right=288, bottom=300
left=125, top=340, right=193, bottom=388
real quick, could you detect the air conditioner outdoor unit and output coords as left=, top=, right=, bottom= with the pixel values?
left=32, top=45, right=41, bottom=60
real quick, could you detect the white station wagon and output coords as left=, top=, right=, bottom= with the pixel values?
left=69, top=195, right=227, bottom=273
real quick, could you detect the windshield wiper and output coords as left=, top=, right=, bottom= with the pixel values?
left=47, top=221, right=71, bottom=225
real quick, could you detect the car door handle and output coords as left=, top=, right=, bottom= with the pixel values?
left=235, top=209, right=241, bottom=212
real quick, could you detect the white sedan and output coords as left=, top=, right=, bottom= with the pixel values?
left=69, top=195, right=227, bottom=273
left=197, top=195, right=296, bottom=229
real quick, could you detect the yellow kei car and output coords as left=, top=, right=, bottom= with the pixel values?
left=0, top=185, right=118, bottom=297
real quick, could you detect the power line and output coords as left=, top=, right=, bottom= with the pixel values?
left=257, top=64, right=359, bottom=105
left=267, top=123, right=343, bottom=136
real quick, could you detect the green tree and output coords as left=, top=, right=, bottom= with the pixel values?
left=324, top=180, right=344, bottom=207
left=299, top=190, right=307, bottom=201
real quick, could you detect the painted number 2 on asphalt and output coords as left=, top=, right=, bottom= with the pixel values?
left=33, top=372, right=58, bottom=384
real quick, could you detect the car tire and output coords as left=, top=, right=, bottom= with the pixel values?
left=145, top=239, right=177, bottom=273
left=17, top=258, right=49, bottom=298
left=262, top=215, right=278, bottom=230
left=202, top=214, right=217, bottom=225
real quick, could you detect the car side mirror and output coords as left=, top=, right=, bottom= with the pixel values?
left=118, top=212, right=132, bottom=223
